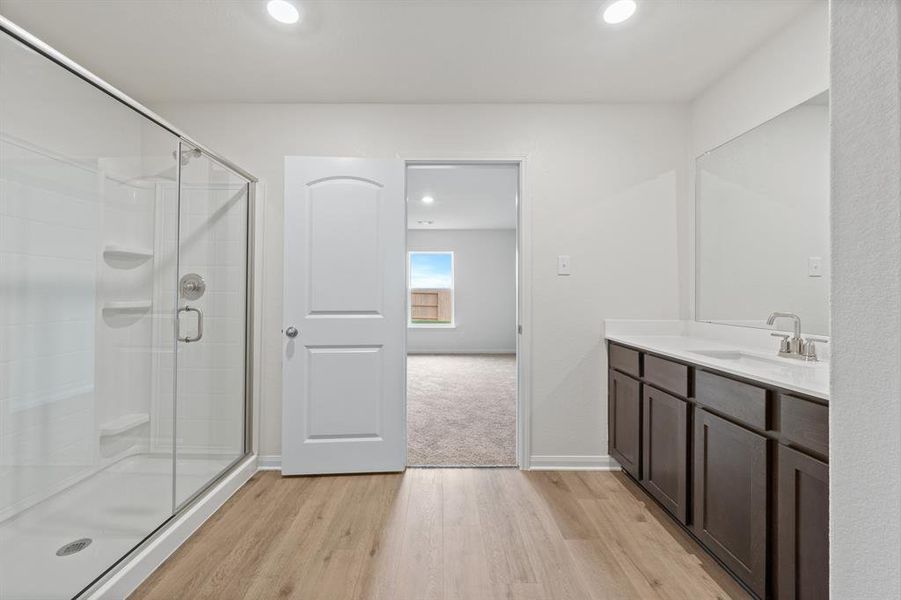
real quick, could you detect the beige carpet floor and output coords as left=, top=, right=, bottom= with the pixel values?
left=407, top=354, right=517, bottom=467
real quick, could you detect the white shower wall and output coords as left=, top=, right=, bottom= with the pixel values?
left=96, top=171, right=159, bottom=460
left=0, top=146, right=247, bottom=520
left=174, top=185, right=247, bottom=457
left=0, top=128, right=249, bottom=600
left=0, top=127, right=248, bottom=600
left=0, top=139, right=100, bottom=519
left=0, top=27, right=185, bottom=528
left=0, top=137, right=177, bottom=520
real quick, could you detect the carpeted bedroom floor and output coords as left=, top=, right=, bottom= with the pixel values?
left=406, top=354, right=517, bottom=467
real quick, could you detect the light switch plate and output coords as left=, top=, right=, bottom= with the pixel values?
left=808, top=256, right=823, bottom=277
left=557, top=255, right=571, bottom=276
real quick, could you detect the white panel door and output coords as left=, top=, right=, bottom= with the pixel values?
left=282, top=157, right=406, bottom=475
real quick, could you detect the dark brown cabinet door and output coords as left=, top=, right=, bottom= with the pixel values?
left=693, top=409, right=768, bottom=598
left=777, top=445, right=829, bottom=600
left=608, top=370, right=641, bottom=479
left=642, top=386, right=689, bottom=523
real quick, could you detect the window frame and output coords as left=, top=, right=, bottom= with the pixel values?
left=407, top=250, right=455, bottom=328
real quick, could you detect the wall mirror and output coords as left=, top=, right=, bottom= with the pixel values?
left=695, top=91, right=830, bottom=336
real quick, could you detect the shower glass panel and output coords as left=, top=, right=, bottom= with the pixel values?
left=0, top=25, right=251, bottom=600
left=0, top=32, right=179, bottom=599
left=173, top=143, right=248, bottom=507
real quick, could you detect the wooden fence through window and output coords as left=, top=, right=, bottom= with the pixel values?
left=410, top=288, right=452, bottom=323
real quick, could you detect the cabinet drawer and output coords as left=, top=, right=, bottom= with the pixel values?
left=779, top=394, right=828, bottom=457
left=609, top=343, right=640, bottom=378
left=695, top=370, right=768, bottom=430
left=644, top=354, right=689, bottom=397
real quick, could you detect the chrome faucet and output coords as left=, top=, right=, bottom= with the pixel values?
left=766, top=312, right=828, bottom=361
left=767, top=312, right=802, bottom=356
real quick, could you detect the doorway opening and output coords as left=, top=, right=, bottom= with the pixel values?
left=405, top=162, right=520, bottom=467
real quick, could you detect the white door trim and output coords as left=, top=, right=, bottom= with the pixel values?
left=404, top=157, right=531, bottom=470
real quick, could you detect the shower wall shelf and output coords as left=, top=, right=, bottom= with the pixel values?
left=102, top=300, right=152, bottom=313
left=103, top=245, right=154, bottom=261
left=99, top=413, right=150, bottom=438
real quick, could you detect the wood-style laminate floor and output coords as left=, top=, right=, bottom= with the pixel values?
left=131, top=469, right=751, bottom=600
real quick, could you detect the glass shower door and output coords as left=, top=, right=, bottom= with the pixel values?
left=173, top=142, right=249, bottom=507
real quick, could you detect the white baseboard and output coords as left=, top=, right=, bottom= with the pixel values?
left=86, top=454, right=258, bottom=600
left=406, top=349, right=516, bottom=355
left=258, top=454, right=282, bottom=470
left=257, top=454, right=619, bottom=472
left=528, top=454, right=622, bottom=471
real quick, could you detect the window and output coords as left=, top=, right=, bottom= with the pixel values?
left=409, top=251, right=454, bottom=327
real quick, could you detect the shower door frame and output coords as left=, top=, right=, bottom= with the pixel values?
left=0, top=14, right=258, bottom=599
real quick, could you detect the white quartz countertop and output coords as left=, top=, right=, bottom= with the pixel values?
left=605, top=330, right=829, bottom=401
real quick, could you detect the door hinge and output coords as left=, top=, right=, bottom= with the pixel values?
left=518, top=324, right=523, bottom=334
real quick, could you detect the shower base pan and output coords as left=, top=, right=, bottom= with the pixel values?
left=0, top=454, right=240, bottom=600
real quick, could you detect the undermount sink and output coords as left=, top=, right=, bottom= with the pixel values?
left=689, top=349, right=800, bottom=368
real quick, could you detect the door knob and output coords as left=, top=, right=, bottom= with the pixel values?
left=285, top=326, right=299, bottom=338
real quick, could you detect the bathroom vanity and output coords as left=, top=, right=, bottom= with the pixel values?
left=625, top=87, right=834, bottom=599
left=605, top=325, right=828, bottom=600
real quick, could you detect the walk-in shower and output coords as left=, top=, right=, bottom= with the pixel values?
left=0, top=18, right=255, bottom=600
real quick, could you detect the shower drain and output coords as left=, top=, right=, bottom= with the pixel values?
left=56, top=538, right=92, bottom=557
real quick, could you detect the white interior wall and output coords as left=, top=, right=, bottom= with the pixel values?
left=685, top=2, right=829, bottom=320
left=154, top=102, right=689, bottom=463
left=160, top=5, right=826, bottom=463
left=407, top=229, right=516, bottom=354
left=831, top=1, right=901, bottom=597
left=689, top=2, right=829, bottom=156
left=147, top=0, right=829, bottom=468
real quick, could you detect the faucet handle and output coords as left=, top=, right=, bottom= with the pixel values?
left=801, top=337, right=828, bottom=361
left=770, top=332, right=791, bottom=354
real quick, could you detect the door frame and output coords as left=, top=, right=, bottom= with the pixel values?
left=404, top=158, right=531, bottom=469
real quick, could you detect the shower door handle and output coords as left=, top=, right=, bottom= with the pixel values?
left=178, top=305, right=203, bottom=343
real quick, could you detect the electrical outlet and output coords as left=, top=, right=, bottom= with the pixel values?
left=808, top=257, right=823, bottom=277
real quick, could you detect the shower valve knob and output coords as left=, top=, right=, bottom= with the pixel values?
left=285, top=326, right=299, bottom=338
left=179, top=273, right=206, bottom=300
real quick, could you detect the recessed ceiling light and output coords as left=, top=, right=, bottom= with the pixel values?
left=602, top=0, right=637, bottom=25
left=421, top=195, right=435, bottom=205
left=267, top=0, right=300, bottom=24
